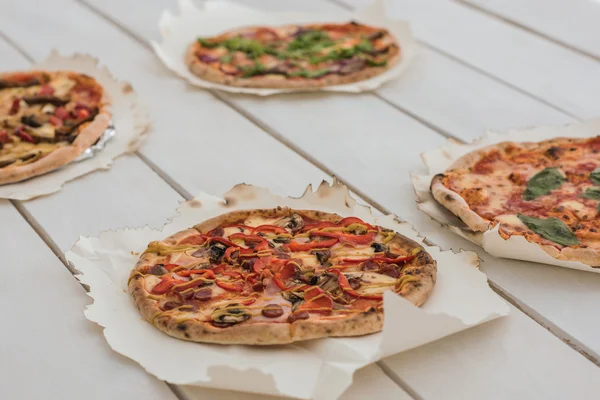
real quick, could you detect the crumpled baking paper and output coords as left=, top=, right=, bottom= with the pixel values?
left=413, top=118, right=600, bottom=273
left=151, top=0, right=417, bottom=95
left=66, top=181, right=508, bottom=399
left=0, top=52, right=150, bottom=200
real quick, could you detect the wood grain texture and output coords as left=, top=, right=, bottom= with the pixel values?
left=0, top=201, right=176, bottom=400
left=463, top=0, right=600, bottom=59
left=348, top=0, right=600, bottom=119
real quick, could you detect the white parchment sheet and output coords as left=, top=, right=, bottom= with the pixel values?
left=413, top=118, right=600, bottom=273
left=151, top=0, right=417, bottom=95
left=66, top=181, right=508, bottom=399
left=0, top=52, right=150, bottom=200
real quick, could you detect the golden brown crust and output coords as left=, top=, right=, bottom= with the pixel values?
left=0, top=70, right=112, bottom=185
left=184, top=23, right=400, bottom=89
left=431, top=174, right=492, bottom=233
left=129, top=207, right=437, bottom=345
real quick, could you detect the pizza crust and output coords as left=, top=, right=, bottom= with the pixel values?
left=129, top=207, right=437, bottom=344
left=184, top=23, right=401, bottom=89
left=431, top=174, right=492, bottom=233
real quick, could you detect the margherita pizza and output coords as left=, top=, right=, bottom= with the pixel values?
left=129, top=208, right=436, bottom=345
left=186, top=22, right=399, bottom=88
left=0, top=70, right=111, bottom=184
left=432, top=136, right=600, bottom=266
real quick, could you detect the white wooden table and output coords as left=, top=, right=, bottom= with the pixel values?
left=1, top=0, right=600, bottom=398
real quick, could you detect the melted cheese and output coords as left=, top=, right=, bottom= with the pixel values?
left=50, top=77, right=76, bottom=97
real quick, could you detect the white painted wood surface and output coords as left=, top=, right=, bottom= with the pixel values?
left=370, top=0, right=600, bottom=119
left=1, top=0, right=600, bottom=399
left=462, top=0, right=600, bottom=59
left=0, top=199, right=177, bottom=400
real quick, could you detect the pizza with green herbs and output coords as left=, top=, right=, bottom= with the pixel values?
left=185, top=22, right=400, bottom=88
left=128, top=208, right=436, bottom=345
left=431, top=136, right=600, bottom=266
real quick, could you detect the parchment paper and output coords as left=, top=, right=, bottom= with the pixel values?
left=0, top=52, right=150, bottom=200
left=413, top=118, right=600, bottom=273
left=151, top=0, right=417, bottom=95
left=66, top=181, right=508, bottom=399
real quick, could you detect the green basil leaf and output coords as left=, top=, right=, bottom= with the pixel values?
left=590, top=168, right=600, bottom=185
left=288, top=68, right=329, bottom=78
left=197, top=38, right=220, bottom=48
left=220, top=54, right=232, bottom=64
left=523, top=167, right=566, bottom=201
left=581, top=187, right=600, bottom=200
left=366, top=59, right=388, bottom=67
left=517, top=214, right=579, bottom=246
left=240, top=62, right=266, bottom=78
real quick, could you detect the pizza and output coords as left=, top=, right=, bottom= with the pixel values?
left=431, top=136, right=600, bottom=266
left=128, top=208, right=436, bottom=345
left=185, top=21, right=400, bottom=88
left=0, top=70, right=111, bottom=185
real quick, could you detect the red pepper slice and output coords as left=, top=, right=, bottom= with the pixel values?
left=338, top=217, right=373, bottom=229
left=253, top=257, right=267, bottom=274
left=163, top=264, right=181, bottom=271
left=9, top=99, right=20, bottom=115
left=0, top=131, right=10, bottom=144
left=301, top=221, right=338, bottom=232
left=54, top=107, right=69, bottom=120
left=288, top=238, right=338, bottom=252
left=38, top=84, right=55, bottom=96
left=212, top=264, right=226, bottom=275
left=48, top=115, right=63, bottom=127
left=176, top=269, right=216, bottom=278
left=229, top=233, right=270, bottom=251
left=209, top=237, right=238, bottom=248
left=273, top=262, right=297, bottom=290
left=240, top=296, right=257, bottom=306
left=342, top=255, right=415, bottom=264
left=327, top=269, right=383, bottom=300
left=216, top=279, right=244, bottom=292
left=151, top=276, right=185, bottom=294
left=15, top=128, right=36, bottom=144
left=224, top=246, right=240, bottom=262
left=298, top=287, right=333, bottom=314
left=312, top=231, right=375, bottom=246
left=251, top=225, right=288, bottom=235
left=180, top=234, right=209, bottom=245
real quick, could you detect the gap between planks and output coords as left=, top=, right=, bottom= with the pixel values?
left=454, top=0, right=600, bottom=64
left=329, top=0, right=582, bottom=122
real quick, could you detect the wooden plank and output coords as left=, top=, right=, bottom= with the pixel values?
left=83, top=0, right=600, bottom=398
left=341, top=0, right=600, bottom=120
left=382, top=303, right=600, bottom=399
left=179, top=364, right=413, bottom=400
left=0, top=201, right=177, bottom=400
left=463, top=0, right=600, bottom=59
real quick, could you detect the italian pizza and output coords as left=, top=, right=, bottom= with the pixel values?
left=0, top=70, right=111, bottom=184
left=186, top=22, right=400, bottom=88
left=432, top=136, right=600, bottom=266
left=129, top=208, right=436, bottom=345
